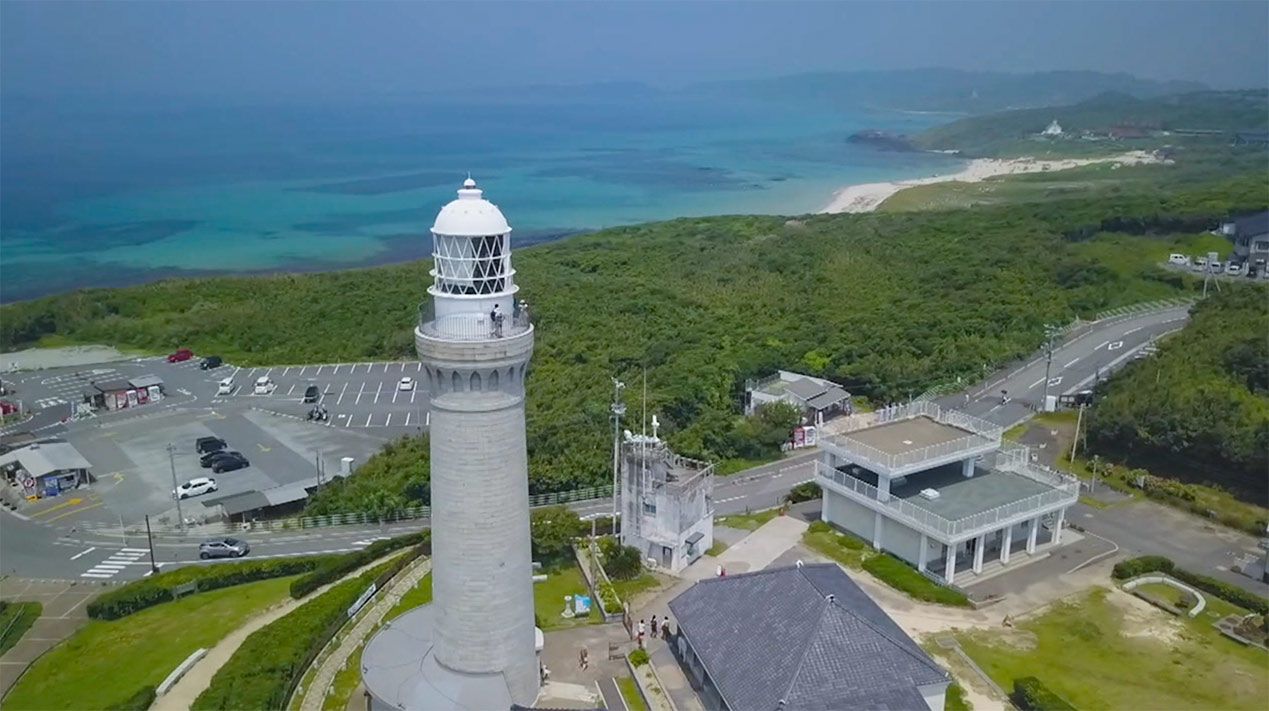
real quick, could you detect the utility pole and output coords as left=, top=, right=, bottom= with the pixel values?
left=144, top=515, right=159, bottom=576
left=1040, top=323, right=1059, bottom=413
left=1070, top=403, right=1085, bottom=462
left=167, top=444, right=185, bottom=534
left=610, top=378, right=626, bottom=538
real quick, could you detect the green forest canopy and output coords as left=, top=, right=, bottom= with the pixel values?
left=2, top=175, right=1266, bottom=506
left=1087, top=288, right=1269, bottom=501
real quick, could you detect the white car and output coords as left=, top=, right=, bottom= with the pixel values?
left=253, top=376, right=275, bottom=395
left=398, top=376, right=415, bottom=391
left=1167, top=253, right=1189, bottom=266
left=217, top=377, right=234, bottom=396
left=174, top=477, right=218, bottom=500
left=1225, top=262, right=1243, bottom=276
left=1191, top=257, right=1208, bottom=272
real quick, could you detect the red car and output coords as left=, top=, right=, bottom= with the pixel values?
left=0, top=401, right=17, bottom=415
left=168, top=349, right=194, bottom=363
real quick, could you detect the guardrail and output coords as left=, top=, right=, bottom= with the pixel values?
left=814, top=453, right=1079, bottom=540
left=1095, top=297, right=1198, bottom=322
left=417, top=301, right=532, bottom=341
left=824, top=401, right=1002, bottom=473
left=73, top=484, right=617, bottom=536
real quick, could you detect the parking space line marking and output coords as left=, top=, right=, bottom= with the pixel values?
left=332, top=365, right=341, bottom=374
left=355, top=384, right=365, bottom=405
left=405, top=412, right=412, bottom=426
left=247, top=367, right=258, bottom=377
left=337, top=382, right=348, bottom=405
left=392, top=388, right=399, bottom=404
left=400, top=362, right=407, bottom=371
left=385, top=413, right=392, bottom=427
left=374, top=381, right=382, bottom=403
left=416, top=362, right=422, bottom=371
left=344, top=414, right=352, bottom=428
left=69, top=547, right=97, bottom=560
left=365, top=413, right=373, bottom=427
left=410, top=390, right=417, bottom=404
left=287, top=383, right=296, bottom=395
left=384, top=363, right=390, bottom=373
left=283, top=367, right=291, bottom=376
left=316, top=365, right=324, bottom=375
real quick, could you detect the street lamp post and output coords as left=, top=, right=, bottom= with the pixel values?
left=1040, top=323, right=1060, bottom=413
left=144, top=514, right=159, bottom=576
left=167, top=444, right=185, bottom=534
left=610, top=378, right=626, bottom=538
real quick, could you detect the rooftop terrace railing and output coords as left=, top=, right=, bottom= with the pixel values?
left=823, top=401, right=1003, bottom=473
left=417, top=300, right=532, bottom=342
left=814, top=456, right=1078, bottom=540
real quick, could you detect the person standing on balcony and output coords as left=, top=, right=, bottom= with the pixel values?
left=490, top=303, right=504, bottom=338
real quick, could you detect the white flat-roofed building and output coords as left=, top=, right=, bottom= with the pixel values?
left=816, top=401, right=1079, bottom=585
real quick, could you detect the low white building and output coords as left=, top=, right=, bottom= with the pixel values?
left=744, top=370, right=851, bottom=423
left=816, top=401, right=1079, bottom=585
left=1042, top=119, right=1064, bottom=136
left=620, top=428, right=714, bottom=572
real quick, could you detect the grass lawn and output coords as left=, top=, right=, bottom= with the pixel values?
left=611, top=572, right=664, bottom=607
left=535, top=561, right=602, bottom=632
left=802, top=522, right=871, bottom=569
left=945, top=682, right=972, bottom=711
left=707, top=540, right=729, bottom=557
left=1135, top=582, right=1191, bottom=610
left=957, top=586, right=1267, bottom=710
left=0, top=601, right=42, bottom=656
left=5, top=576, right=296, bottom=711
left=386, top=572, right=433, bottom=621
left=618, top=676, right=650, bottom=711
left=715, top=509, right=779, bottom=531
left=714, top=453, right=782, bottom=477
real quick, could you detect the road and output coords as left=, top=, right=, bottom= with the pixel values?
left=5, top=304, right=1265, bottom=597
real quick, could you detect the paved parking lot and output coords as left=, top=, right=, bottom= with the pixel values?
left=223, top=360, right=431, bottom=431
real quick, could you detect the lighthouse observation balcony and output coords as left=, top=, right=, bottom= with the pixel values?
left=417, top=300, right=532, bottom=342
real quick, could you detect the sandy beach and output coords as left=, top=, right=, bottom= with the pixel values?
left=819, top=150, right=1166, bottom=214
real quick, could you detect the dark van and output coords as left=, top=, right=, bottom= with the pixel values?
left=303, top=385, right=320, bottom=403
left=199, top=356, right=223, bottom=370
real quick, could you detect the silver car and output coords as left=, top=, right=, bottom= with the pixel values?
left=198, top=538, right=250, bottom=559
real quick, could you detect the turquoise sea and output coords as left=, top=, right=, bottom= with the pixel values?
left=0, top=91, right=962, bottom=302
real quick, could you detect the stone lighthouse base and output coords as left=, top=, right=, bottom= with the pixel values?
left=362, top=604, right=543, bottom=711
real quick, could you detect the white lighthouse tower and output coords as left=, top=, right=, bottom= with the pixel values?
left=361, top=178, right=539, bottom=710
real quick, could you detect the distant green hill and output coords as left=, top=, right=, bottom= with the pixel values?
left=693, top=69, right=1209, bottom=114
left=913, top=90, right=1269, bottom=156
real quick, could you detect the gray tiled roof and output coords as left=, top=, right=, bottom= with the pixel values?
left=668, top=564, right=947, bottom=711
left=785, top=378, right=828, bottom=402
left=1233, top=210, right=1268, bottom=238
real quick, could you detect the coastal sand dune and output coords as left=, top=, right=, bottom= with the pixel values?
left=819, top=150, right=1166, bottom=214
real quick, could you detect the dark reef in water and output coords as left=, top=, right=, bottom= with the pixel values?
left=847, top=130, right=918, bottom=152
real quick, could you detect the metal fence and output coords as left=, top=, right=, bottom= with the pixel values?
left=74, top=484, right=616, bottom=536
left=814, top=451, right=1079, bottom=541
left=823, top=401, right=1002, bottom=473
left=417, top=301, right=532, bottom=341
left=1095, top=297, right=1198, bottom=322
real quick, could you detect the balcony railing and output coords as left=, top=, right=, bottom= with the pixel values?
left=417, top=301, right=532, bottom=342
left=815, top=458, right=1078, bottom=540
left=822, top=401, right=1003, bottom=473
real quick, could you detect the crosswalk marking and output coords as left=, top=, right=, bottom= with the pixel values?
left=81, top=548, right=148, bottom=579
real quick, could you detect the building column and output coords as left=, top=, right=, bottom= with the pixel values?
left=1000, top=525, right=1013, bottom=565
left=961, top=458, right=975, bottom=478
left=917, top=534, right=928, bottom=573
left=972, top=534, right=985, bottom=574
left=944, top=543, right=957, bottom=585
left=1054, top=508, right=1066, bottom=544
left=872, top=511, right=884, bottom=550
left=876, top=475, right=891, bottom=503
left=1026, top=517, right=1039, bottom=555
left=821, top=487, right=833, bottom=523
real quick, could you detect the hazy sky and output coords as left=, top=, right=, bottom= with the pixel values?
left=3, top=1, right=1266, bottom=98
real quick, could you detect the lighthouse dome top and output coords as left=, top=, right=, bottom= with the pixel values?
left=432, top=178, right=511, bottom=237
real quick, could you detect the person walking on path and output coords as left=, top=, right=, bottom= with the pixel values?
left=662, top=615, right=671, bottom=640
left=651, top=617, right=659, bottom=637
left=637, top=619, right=646, bottom=648
left=578, top=646, right=589, bottom=670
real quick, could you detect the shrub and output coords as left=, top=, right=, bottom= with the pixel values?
left=1112, top=555, right=1269, bottom=615
left=597, top=582, right=621, bottom=614
left=88, top=557, right=329, bottom=620
left=105, top=686, right=156, bottom=711
left=1171, top=567, right=1269, bottom=615
left=1012, top=677, right=1077, bottom=711
left=598, top=536, right=643, bottom=580
left=808, top=520, right=832, bottom=534
left=1110, top=555, right=1173, bottom=580
left=193, top=560, right=397, bottom=710
left=783, top=481, right=823, bottom=504
left=629, top=648, right=650, bottom=667
left=289, top=531, right=429, bottom=599
left=861, top=553, right=971, bottom=607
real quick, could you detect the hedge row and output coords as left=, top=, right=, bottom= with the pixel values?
left=105, top=685, right=156, bottom=711
left=1012, top=676, right=1077, bottom=711
left=861, top=553, right=972, bottom=607
left=88, top=557, right=331, bottom=620
left=289, top=530, right=429, bottom=598
left=1112, top=555, right=1268, bottom=615
left=192, top=560, right=397, bottom=710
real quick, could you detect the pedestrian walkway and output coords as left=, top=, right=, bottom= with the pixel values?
left=297, top=555, right=432, bottom=711
left=152, top=551, right=412, bottom=711
left=0, top=580, right=97, bottom=698
left=714, top=513, right=808, bottom=574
